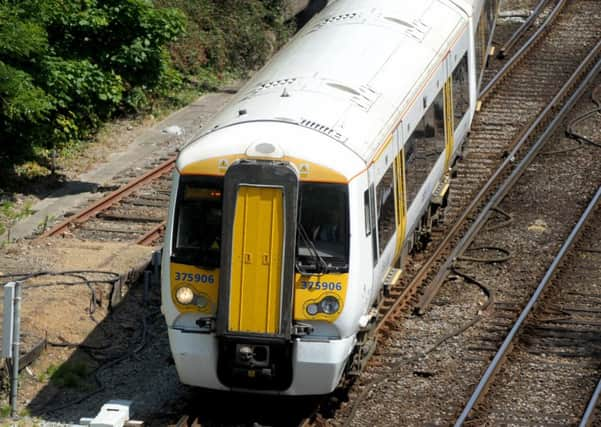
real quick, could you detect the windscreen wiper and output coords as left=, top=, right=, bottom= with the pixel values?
left=296, top=224, right=329, bottom=274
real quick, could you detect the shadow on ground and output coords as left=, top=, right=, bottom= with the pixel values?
left=26, top=273, right=185, bottom=423
left=149, top=389, right=322, bottom=426
left=25, top=273, right=322, bottom=426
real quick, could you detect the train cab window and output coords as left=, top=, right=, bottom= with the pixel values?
left=376, top=164, right=396, bottom=255
left=404, top=88, right=446, bottom=207
left=172, top=176, right=224, bottom=268
left=452, top=54, right=469, bottom=129
left=297, top=183, right=349, bottom=273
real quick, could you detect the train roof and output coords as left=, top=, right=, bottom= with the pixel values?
left=178, top=0, right=474, bottom=174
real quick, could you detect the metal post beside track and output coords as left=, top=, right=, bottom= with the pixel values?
left=3, top=281, right=22, bottom=418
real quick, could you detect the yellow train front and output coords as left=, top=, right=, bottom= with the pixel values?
left=161, top=0, right=497, bottom=395
left=163, top=129, right=364, bottom=394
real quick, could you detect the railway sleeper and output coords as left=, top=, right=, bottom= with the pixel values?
left=525, top=326, right=601, bottom=338
left=524, top=347, right=601, bottom=358
left=97, top=213, right=165, bottom=223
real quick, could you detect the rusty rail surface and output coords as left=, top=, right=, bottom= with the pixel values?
left=39, top=157, right=175, bottom=240
left=136, top=221, right=167, bottom=246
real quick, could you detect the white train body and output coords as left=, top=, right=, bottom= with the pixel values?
left=161, top=0, right=498, bottom=395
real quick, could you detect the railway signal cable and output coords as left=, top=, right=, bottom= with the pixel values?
left=566, top=85, right=601, bottom=150
left=0, top=269, right=158, bottom=415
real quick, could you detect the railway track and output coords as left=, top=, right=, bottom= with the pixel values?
left=479, top=0, right=567, bottom=101
left=495, top=0, right=554, bottom=60
left=39, top=156, right=176, bottom=245
left=455, top=185, right=601, bottom=425
left=582, top=378, right=601, bottom=427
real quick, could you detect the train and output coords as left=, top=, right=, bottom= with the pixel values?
left=161, top=0, right=499, bottom=395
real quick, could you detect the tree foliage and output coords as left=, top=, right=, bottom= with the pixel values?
left=156, top=0, right=292, bottom=86
left=0, top=0, right=292, bottom=186
left=0, top=0, right=185, bottom=157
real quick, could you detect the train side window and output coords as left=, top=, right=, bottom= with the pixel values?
left=452, top=53, right=469, bottom=128
left=404, top=88, right=446, bottom=207
left=369, top=184, right=378, bottom=264
left=172, top=176, right=224, bottom=268
left=376, top=164, right=396, bottom=255
left=364, top=190, right=371, bottom=236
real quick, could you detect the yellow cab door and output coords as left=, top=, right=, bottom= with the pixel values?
left=444, top=78, right=455, bottom=170
left=228, top=185, right=284, bottom=334
left=394, top=151, right=407, bottom=262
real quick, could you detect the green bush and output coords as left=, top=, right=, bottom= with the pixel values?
left=0, top=0, right=292, bottom=187
left=0, top=0, right=185, bottom=161
left=156, top=0, right=293, bottom=87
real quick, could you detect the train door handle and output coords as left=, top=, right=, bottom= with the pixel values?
left=262, top=254, right=270, bottom=265
left=244, top=253, right=252, bottom=264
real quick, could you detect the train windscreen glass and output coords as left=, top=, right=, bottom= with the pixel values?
left=172, top=176, right=224, bottom=268
left=297, top=183, right=349, bottom=273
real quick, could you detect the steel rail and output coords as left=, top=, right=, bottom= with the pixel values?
left=580, top=377, right=601, bottom=427
left=497, top=0, right=551, bottom=59
left=416, top=40, right=601, bottom=313
left=136, top=220, right=167, bottom=246
left=454, top=184, right=601, bottom=426
left=479, top=0, right=567, bottom=102
left=39, top=157, right=175, bottom=239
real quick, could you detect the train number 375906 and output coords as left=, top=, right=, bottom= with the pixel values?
left=175, top=272, right=215, bottom=284
left=300, top=281, right=343, bottom=291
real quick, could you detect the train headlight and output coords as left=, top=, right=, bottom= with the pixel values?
left=306, top=303, right=319, bottom=316
left=175, top=286, right=195, bottom=305
left=320, top=296, right=340, bottom=315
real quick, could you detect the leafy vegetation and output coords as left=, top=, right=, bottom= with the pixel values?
left=0, top=0, right=185, bottom=172
left=0, top=199, right=34, bottom=237
left=0, top=0, right=293, bottom=190
left=156, top=0, right=292, bottom=88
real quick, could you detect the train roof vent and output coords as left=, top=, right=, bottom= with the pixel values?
left=326, top=82, right=361, bottom=96
left=299, top=119, right=347, bottom=143
left=243, top=78, right=297, bottom=99
left=312, top=12, right=361, bottom=30
left=350, top=85, right=380, bottom=111
left=405, top=19, right=431, bottom=42
left=383, top=17, right=413, bottom=28
left=381, top=15, right=430, bottom=42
